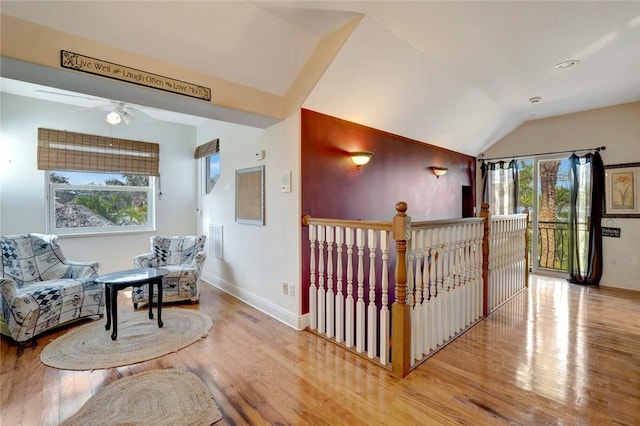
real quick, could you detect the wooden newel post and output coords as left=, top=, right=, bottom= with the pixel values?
left=391, top=201, right=411, bottom=378
left=479, top=203, right=490, bottom=317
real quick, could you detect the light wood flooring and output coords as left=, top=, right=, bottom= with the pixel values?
left=2, top=275, right=639, bottom=425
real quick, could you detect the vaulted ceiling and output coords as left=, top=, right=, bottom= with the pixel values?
left=1, top=1, right=639, bottom=155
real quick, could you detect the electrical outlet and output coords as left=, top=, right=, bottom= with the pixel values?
left=282, top=282, right=289, bottom=295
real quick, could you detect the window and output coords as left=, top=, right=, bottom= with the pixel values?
left=205, top=152, right=220, bottom=194
left=37, top=128, right=159, bottom=235
left=48, top=171, right=155, bottom=235
left=194, top=138, right=220, bottom=194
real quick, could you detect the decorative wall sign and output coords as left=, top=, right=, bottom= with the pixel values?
left=604, top=162, right=640, bottom=218
left=60, top=50, right=211, bottom=101
left=601, top=227, right=621, bottom=238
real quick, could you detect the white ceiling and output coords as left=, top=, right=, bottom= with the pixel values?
left=1, top=1, right=639, bottom=155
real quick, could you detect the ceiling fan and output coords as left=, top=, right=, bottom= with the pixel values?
left=103, top=101, right=136, bottom=125
left=35, top=89, right=151, bottom=125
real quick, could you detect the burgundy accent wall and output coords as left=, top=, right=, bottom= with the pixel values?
left=301, top=109, right=476, bottom=313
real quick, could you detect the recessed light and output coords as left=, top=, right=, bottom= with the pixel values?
left=554, top=59, right=580, bottom=69
left=529, top=96, right=542, bottom=104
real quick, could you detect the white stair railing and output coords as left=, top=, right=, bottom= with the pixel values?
left=488, top=214, right=528, bottom=312
left=304, top=217, right=392, bottom=364
left=303, top=202, right=528, bottom=375
left=406, top=219, right=485, bottom=365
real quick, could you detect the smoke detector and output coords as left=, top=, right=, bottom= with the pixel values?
left=529, top=96, right=542, bottom=104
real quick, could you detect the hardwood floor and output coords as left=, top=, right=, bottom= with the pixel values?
left=1, top=275, right=639, bottom=425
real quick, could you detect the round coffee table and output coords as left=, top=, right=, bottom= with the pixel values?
left=96, top=268, right=169, bottom=340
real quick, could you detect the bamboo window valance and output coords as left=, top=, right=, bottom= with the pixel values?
left=37, top=128, right=160, bottom=176
left=194, top=138, right=219, bottom=159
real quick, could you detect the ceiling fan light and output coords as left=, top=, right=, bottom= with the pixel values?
left=105, top=111, right=122, bottom=125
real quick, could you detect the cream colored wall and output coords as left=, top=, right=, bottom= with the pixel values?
left=196, top=112, right=303, bottom=328
left=0, top=93, right=198, bottom=274
left=1, top=13, right=356, bottom=126
left=481, top=101, right=640, bottom=291
left=0, top=14, right=282, bottom=121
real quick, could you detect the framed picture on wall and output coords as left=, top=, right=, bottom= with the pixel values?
left=235, top=165, right=265, bottom=225
left=604, top=162, right=640, bottom=218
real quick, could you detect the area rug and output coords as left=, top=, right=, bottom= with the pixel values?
left=41, top=308, right=212, bottom=370
left=60, top=368, right=222, bottom=426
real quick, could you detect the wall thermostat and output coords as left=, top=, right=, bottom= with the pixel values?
left=281, top=170, right=291, bottom=193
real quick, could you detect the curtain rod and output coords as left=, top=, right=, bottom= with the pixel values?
left=477, top=146, right=606, bottom=162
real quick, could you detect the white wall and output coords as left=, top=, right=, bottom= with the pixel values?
left=0, top=93, right=198, bottom=273
left=482, top=101, right=640, bottom=291
left=196, top=111, right=303, bottom=329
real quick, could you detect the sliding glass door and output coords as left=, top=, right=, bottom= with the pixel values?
left=519, top=158, right=571, bottom=275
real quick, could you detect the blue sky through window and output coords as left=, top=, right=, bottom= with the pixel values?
left=53, top=171, right=143, bottom=186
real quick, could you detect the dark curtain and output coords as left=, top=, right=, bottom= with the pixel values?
left=567, top=152, right=604, bottom=285
left=481, top=160, right=519, bottom=214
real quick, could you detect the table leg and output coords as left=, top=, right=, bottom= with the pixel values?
left=111, top=286, right=118, bottom=340
left=104, top=284, right=112, bottom=331
left=148, top=282, right=154, bottom=320
left=157, top=278, right=163, bottom=328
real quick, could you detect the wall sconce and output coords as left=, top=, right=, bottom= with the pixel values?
left=350, top=151, right=374, bottom=169
left=430, top=166, right=448, bottom=179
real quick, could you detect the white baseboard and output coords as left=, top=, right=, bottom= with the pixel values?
left=200, top=272, right=309, bottom=330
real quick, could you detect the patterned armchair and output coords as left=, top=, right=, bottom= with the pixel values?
left=0, top=233, right=104, bottom=347
left=132, top=235, right=206, bottom=306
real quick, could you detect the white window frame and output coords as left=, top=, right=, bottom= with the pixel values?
left=47, top=172, right=155, bottom=236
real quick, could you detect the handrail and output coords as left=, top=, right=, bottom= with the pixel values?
left=302, top=214, right=484, bottom=232
left=490, top=214, right=528, bottom=221
left=302, top=214, right=392, bottom=231
left=411, top=217, right=485, bottom=228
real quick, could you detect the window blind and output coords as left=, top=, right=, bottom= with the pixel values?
left=37, top=128, right=159, bottom=176
left=194, top=138, right=219, bottom=159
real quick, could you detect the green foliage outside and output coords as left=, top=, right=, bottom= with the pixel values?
left=55, top=174, right=148, bottom=226
left=517, top=160, right=571, bottom=271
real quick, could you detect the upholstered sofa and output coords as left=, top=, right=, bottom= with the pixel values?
left=0, top=233, right=104, bottom=348
left=132, top=235, right=206, bottom=306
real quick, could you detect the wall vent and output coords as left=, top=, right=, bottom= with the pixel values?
left=208, top=224, right=223, bottom=259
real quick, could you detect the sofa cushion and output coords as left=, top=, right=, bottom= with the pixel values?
left=1, top=234, right=69, bottom=286
left=152, top=236, right=206, bottom=267
left=1, top=276, right=103, bottom=342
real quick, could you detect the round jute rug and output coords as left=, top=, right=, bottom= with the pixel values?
left=41, top=308, right=212, bottom=370
left=60, top=368, right=222, bottom=426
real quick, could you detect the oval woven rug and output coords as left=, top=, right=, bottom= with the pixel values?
left=60, top=368, right=222, bottom=426
left=41, top=308, right=212, bottom=370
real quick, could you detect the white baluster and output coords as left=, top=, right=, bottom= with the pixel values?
left=461, top=223, right=470, bottom=328
left=379, top=230, right=390, bottom=365
left=413, top=229, right=424, bottom=361
left=317, top=225, right=326, bottom=334
left=356, top=228, right=365, bottom=353
left=367, top=229, right=377, bottom=359
left=309, top=224, right=317, bottom=330
left=451, top=225, right=460, bottom=333
left=345, top=228, right=354, bottom=348
left=335, top=226, right=345, bottom=343
left=426, top=227, right=436, bottom=352
left=443, top=226, right=453, bottom=340
left=476, top=221, right=484, bottom=320
left=326, top=226, right=335, bottom=338
left=435, top=227, right=444, bottom=347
